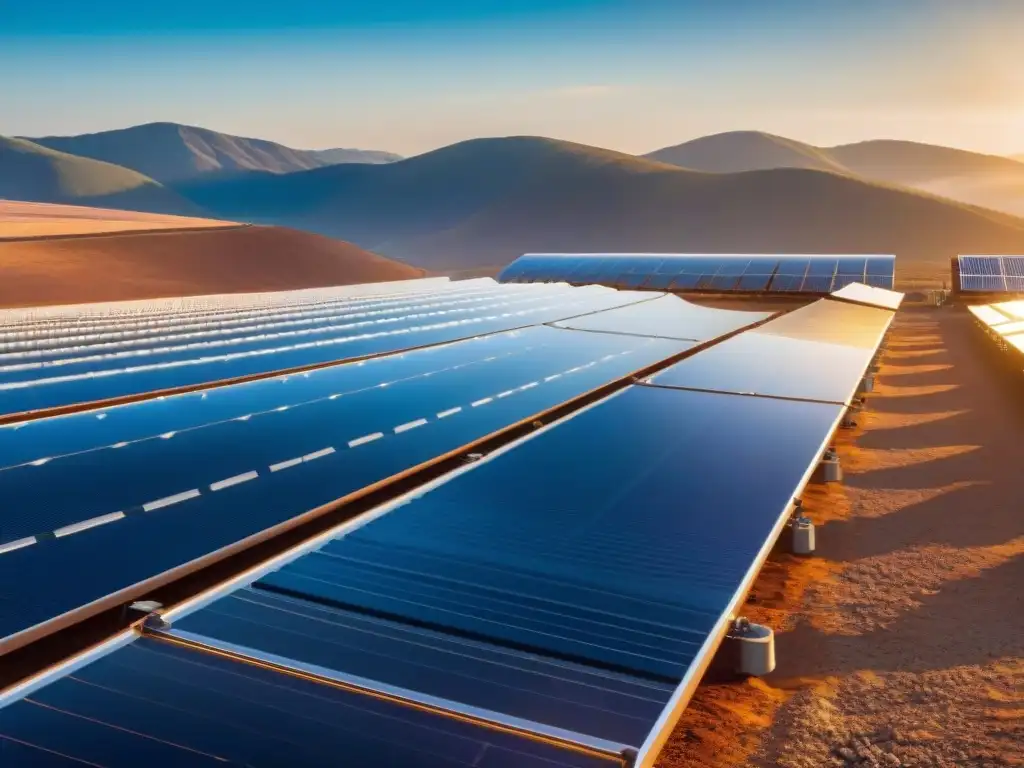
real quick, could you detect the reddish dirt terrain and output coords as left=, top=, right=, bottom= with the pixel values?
left=658, top=307, right=1023, bottom=767
left=0, top=224, right=426, bottom=307
left=0, top=200, right=236, bottom=238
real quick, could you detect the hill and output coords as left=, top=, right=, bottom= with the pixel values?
left=0, top=221, right=424, bottom=307
left=0, top=136, right=200, bottom=216
left=647, top=133, right=1024, bottom=216
left=178, top=135, right=1024, bottom=275
left=0, top=200, right=236, bottom=239
left=644, top=131, right=848, bottom=174
left=27, top=123, right=400, bottom=184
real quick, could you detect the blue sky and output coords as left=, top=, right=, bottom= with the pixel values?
left=3, top=0, right=1023, bottom=156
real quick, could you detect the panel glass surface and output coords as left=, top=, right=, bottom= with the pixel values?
left=0, top=328, right=693, bottom=642
left=498, top=255, right=890, bottom=295
left=753, top=299, right=894, bottom=348
left=830, top=283, right=904, bottom=310
left=959, top=256, right=1002, bottom=276
left=0, top=637, right=608, bottom=767
left=257, top=386, right=844, bottom=680
left=767, top=274, right=805, bottom=292
left=960, top=275, right=1006, bottom=292
left=1003, top=257, right=1024, bottom=278
left=968, top=304, right=1013, bottom=327
left=648, top=331, right=877, bottom=404
left=551, top=295, right=770, bottom=342
left=992, top=300, right=1024, bottom=320
left=176, top=587, right=675, bottom=747
left=0, top=285, right=653, bottom=417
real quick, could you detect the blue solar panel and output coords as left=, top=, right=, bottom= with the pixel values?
left=175, top=587, right=675, bottom=747
left=0, top=327, right=693, bottom=643
left=957, top=256, right=1024, bottom=293
left=959, top=256, right=1002, bottom=276
left=768, top=274, right=805, bottom=292
left=0, top=637, right=609, bottom=767
left=497, top=255, right=893, bottom=296
left=254, top=386, right=843, bottom=680
left=0, top=284, right=654, bottom=417
left=960, top=275, right=1006, bottom=292
left=835, top=257, right=867, bottom=278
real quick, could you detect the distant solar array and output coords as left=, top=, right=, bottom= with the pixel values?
left=0, top=279, right=900, bottom=767
left=499, top=253, right=896, bottom=293
left=956, top=255, right=1024, bottom=293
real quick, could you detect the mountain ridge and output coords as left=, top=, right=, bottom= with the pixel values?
left=0, top=135, right=202, bottom=216
left=646, top=132, right=1024, bottom=216
left=26, top=122, right=401, bottom=184
left=178, top=134, right=1024, bottom=273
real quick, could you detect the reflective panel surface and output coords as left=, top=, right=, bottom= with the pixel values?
left=0, top=327, right=692, bottom=642
left=177, top=587, right=675, bottom=746
left=550, top=295, right=770, bottom=342
left=256, top=386, right=844, bottom=680
left=498, top=254, right=895, bottom=293
left=0, top=637, right=610, bottom=767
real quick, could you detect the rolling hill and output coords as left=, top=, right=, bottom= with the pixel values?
left=180, top=135, right=1024, bottom=275
left=647, top=133, right=1024, bottom=216
left=0, top=210, right=424, bottom=307
left=644, top=131, right=848, bottom=174
left=0, top=136, right=201, bottom=216
left=27, top=123, right=400, bottom=184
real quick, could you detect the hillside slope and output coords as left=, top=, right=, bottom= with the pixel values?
left=180, top=135, right=1024, bottom=273
left=0, top=200, right=236, bottom=238
left=644, top=131, right=848, bottom=174
left=0, top=224, right=424, bottom=307
left=28, top=123, right=399, bottom=184
left=0, top=136, right=200, bottom=216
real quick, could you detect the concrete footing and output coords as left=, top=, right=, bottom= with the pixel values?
left=818, top=449, right=843, bottom=483
left=790, top=516, right=816, bottom=555
left=859, top=373, right=875, bottom=394
left=724, top=618, right=776, bottom=677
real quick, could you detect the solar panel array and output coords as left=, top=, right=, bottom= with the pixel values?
left=0, top=279, right=901, bottom=767
left=956, top=255, right=1024, bottom=293
left=498, top=253, right=896, bottom=293
left=967, top=299, right=1024, bottom=358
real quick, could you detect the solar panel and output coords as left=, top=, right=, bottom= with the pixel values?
left=0, top=284, right=657, bottom=418
left=497, top=254, right=895, bottom=295
left=251, top=386, right=843, bottom=682
left=956, top=255, right=1024, bottom=293
left=0, top=325, right=696, bottom=645
left=0, top=637, right=611, bottom=767
left=830, top=283, right=904, bottom=310
left=646, top=299, right=896, bottom=404
left=550, top=295, right=770, bottom=342
left=174, top=587, right=674, bottom=747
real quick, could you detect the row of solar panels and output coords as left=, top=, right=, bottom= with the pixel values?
left=0, top=277, right=454, bottom=325
left=498, top=253, right=896, bottom=293
left=967, top=300, right=1024, bottom=358
left=0, top=280, right=659, bottom=419
left=0, top=281, right=902, bottom=767
left=956, top=255, right=1024, bottom=293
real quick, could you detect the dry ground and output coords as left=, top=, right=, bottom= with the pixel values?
left=0, top=200, right=235, bottom=238
left=0, top=225, right=425, bottom=308
left=658, top=306, right=1023, bottom=767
